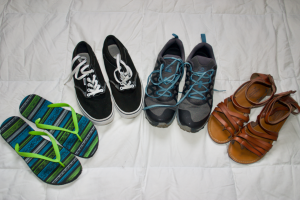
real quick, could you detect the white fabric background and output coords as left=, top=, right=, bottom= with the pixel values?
left=0, top=0, right=300, bottom=199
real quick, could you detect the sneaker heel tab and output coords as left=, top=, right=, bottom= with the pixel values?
left=201, top=34, right=206, bottom=43
left=172, top=33, right=178, bottom=39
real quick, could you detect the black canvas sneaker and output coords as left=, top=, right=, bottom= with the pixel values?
left=144, top=34, right=185, bottom=127
left=102, top=35, right=144, bottom=118
left=65, top=41, right=114, bottom=125
left=177, top=35, right=217, bottom=132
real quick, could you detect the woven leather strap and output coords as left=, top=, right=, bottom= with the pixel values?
left=211, top=73, right=276, bottom=137
left=232, top=125, right=273, bottom=157
left=212, top=98, right=249, bottom=137
left=232, top=91, right=300, bottom=157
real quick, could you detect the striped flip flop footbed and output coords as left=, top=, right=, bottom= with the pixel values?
left=0, top=117, right=82, bottom=185
left=19, top=94, right=99, bottom=158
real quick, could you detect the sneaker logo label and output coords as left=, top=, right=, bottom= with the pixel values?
left=200, top=67, right=205, bottom=72
left=165, top=67, right=172, bottom=73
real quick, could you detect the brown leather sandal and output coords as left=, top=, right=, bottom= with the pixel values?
left=228, top=91, right=300, bottom=164
left=207, top=73, right=276, bottom=144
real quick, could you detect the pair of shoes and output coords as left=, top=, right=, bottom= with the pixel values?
left=66, top=35, right=144, bottom=125
left=0, top=94, right=100, bottom=185
left=207, top=74, right=300, bottom=164
left=144, top=34, right=217, bottom=133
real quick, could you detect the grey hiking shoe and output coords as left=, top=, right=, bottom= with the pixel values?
left=144, top=34, right=185, bottom=127
left=177, top=36, right=217, bottom=132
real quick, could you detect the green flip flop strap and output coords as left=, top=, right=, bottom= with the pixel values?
left=15, top=131, right=65, bottom=167
left=35, top=103, right=82, bottom=142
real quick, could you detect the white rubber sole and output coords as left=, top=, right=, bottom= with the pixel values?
left=111, top=82, right=145, bottom=119
left=76, top=97, right=114, bottom=126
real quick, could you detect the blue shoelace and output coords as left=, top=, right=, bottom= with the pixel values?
left=144, top=57, right=184, bottom=109
left=144, top=59, right=222, bottom=110
left=182, top=62, right=215, bottom=101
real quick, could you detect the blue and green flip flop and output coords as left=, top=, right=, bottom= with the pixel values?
left=0, top=117, right=82, bottom=185
left=19, top=94, right=99, bottom=158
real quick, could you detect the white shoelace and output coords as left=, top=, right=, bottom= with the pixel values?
left=114, top=54, right=134, bottom=90
left=65, top=55, right=103, bottom=97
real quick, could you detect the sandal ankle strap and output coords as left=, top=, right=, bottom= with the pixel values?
left=259, top=91, right=298, bottom=125
left=231, top=73, right=276, bottom=113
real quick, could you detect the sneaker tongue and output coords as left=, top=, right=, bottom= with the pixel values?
left=163, top=54, right=181, bottom=59
left=162, top=54, right=181, bottom=77
left=76, top=53, right=93, bottom=86
left=188, top=56, right=216, bottom=97
left=190, top=55, right=215, bottom=72
left=78, top=53, right=91, bottom=65
left=156, top=54, right=182, bottom=101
